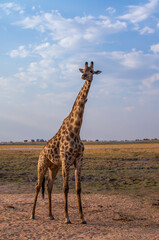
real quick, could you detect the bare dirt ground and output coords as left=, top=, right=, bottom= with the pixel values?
left=0, top=186, right=159, bottom=240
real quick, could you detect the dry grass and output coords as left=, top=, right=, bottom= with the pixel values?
left=0, top=142, right=159, bottom=195
left=85, top=143, right=159, bottom=149
left=0, top=145, right=43, bottom=149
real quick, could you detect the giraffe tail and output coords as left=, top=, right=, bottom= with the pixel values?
left=42, top=177, right=45, bottom=199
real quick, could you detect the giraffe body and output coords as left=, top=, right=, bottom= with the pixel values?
left=31, top=62, right=101, bottom=223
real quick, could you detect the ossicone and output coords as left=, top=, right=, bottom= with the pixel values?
left=90, top=61, right=94, bottom=68
left=85, top=62, right=88, bottom=70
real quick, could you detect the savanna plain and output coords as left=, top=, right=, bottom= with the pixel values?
left=0, top=141, right=159, bottom=239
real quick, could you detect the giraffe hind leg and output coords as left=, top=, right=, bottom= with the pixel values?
left=62, top=162, right=71, bottom=224
left=47, top=166, right=60, bottom=220
left=75, top=163, right=86, bottom=224
left=30, top=158, right=48, bottom=219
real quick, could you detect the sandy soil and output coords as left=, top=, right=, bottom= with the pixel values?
left=0, top=190, right=159, bottom=240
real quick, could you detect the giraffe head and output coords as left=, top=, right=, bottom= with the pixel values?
left=79, top=61, right=102, bottom=82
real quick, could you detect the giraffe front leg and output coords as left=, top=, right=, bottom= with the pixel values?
left=75, top=163, right=86, bottom=224
left=62, top=162, right=71, bottom=224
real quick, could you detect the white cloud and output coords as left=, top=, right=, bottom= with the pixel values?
left=34, top=42, right=64, bottom=59
left=83, top=27, right=99, bottom=41
left=102, top=49, right=159, bottom=72
left=16, top=58, right=57, bottom=85
left=74, top=15, right=94, bottom=24
left=98, top=16, right=127, bottom=33
left=150, top=43, right=159, bottom=53
left=141, top=73, right=159, bottom=89
left=9, top=45, right=29, bottom=58
left=34, top=42, right=50, bottom=51
left=14, top=11, right=126, bottom=49
left=92, top=49, right=159, bottom=103
left=120, top=51, right=143, bottom=68
left=106, top=7, right=116, bottom=15
left=0, top=2, right=24, bottom=15
left=118, top=0, right=158, bottom=23
left=139, top=26, right=154, bottom=35
left=16, top=15, right=44, bottom=30
left=59, top=34, right=81, bottom=48
left=138, top=73, right=159, bottom=100
left=104, top=50, right=144, bottom=68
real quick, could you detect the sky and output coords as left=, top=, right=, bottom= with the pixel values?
left=0, top=0, right=159, bottom=142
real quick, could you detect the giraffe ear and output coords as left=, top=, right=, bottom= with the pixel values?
left=79, top=68, right=84, bottom=73
left=94, top=70, right=102, bottom=75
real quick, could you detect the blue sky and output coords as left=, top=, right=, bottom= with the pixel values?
left=0, top=0, right=159, bottom=142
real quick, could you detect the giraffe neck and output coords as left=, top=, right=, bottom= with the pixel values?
left=68, top=80, right=91, bottom=135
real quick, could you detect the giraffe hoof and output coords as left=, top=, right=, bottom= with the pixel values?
left=49, top=216, right=55, bottom=220
left=65, top=219, right=72, bottom=224
left=81, top=220, right=87, bottom=224
left=30, top=215, right=35, bottom=220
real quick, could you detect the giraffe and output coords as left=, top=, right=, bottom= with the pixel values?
left=30, top=61, right=102, bottom=224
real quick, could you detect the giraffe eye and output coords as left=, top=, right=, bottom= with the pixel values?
left=90, top=70, right=93, bottom=73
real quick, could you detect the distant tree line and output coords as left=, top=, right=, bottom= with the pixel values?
left=83, top=138, right=159, bottom=142
left=23, top=138, right=159, bottom=143
left=1, top=138, right=159, bottom=144
left=24, top=139, right=46, bottom=143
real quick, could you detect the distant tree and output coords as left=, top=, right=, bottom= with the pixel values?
left=40, top=139, right=45, bottom=142
left=31, top=139, right=35, bottom=142
left=24, top=140, right=28, bottom=143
